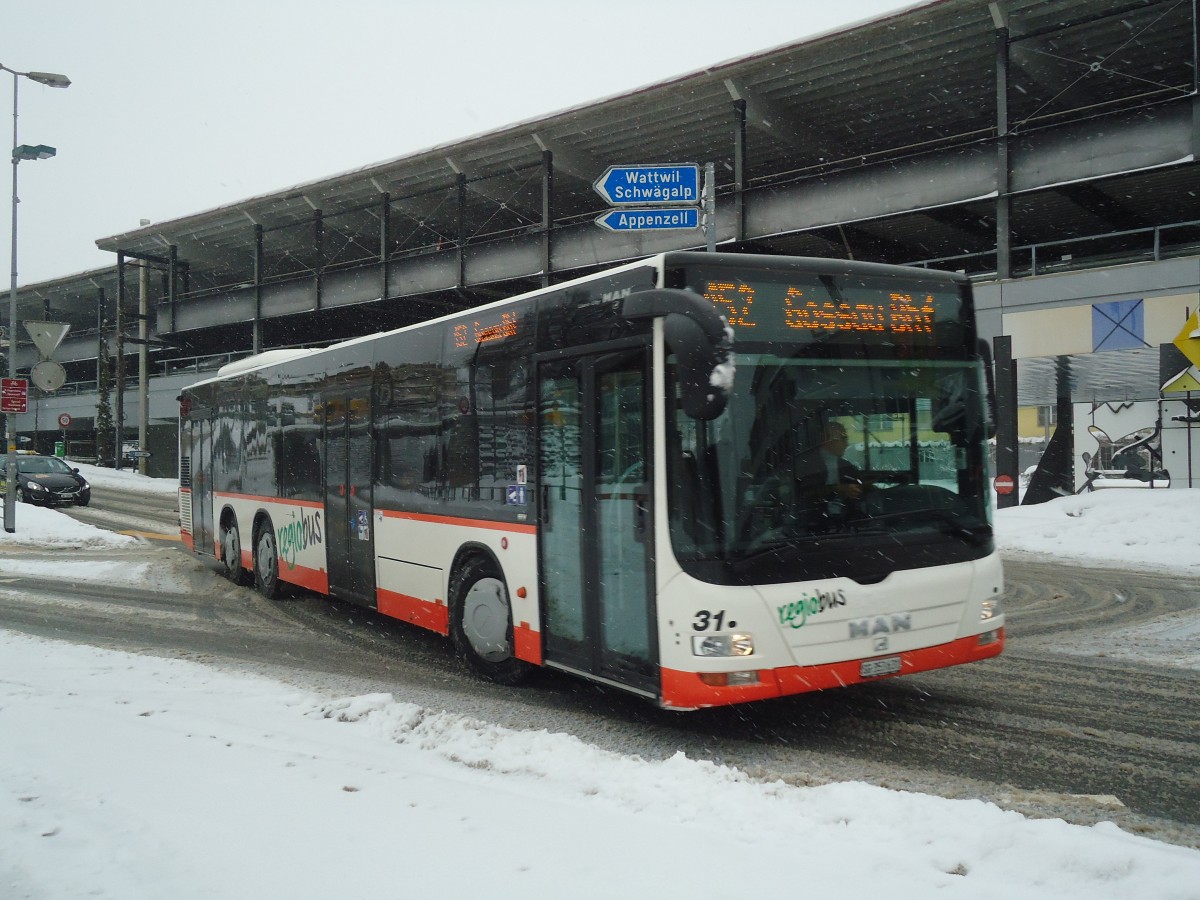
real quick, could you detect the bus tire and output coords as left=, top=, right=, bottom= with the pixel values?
left=253, top=519, right=282, bottom=599
left=220, top=514, right=251, bottom=586
left=449, top=556, right=530, bottom=686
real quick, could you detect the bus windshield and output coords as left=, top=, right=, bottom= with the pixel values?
left=666, top=265, right=991, bottom=586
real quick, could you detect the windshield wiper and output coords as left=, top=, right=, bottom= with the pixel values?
left=730, top=529, right=861, bottom=572
left=853, top=508, right=991, bottom=545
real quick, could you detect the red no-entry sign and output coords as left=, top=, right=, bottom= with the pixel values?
left=993, top=474, right=1016, bottom=495
left=1, top=378, right=28, bottom=414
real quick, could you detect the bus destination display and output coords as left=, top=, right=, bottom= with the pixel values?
left=693, top=273, right=962, bottom=345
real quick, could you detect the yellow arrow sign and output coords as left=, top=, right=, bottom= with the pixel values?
left=1163, top=366, right=1200, bottom=393
left=1173, top=311, right=1200, bottom=369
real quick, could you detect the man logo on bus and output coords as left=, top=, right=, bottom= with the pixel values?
left=849, top=614, right=912, bottom=639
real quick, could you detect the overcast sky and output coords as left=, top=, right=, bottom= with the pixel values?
left=5, top=0, right=913, bottom=286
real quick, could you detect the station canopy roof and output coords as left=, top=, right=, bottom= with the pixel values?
left=11, top=0, right=1194, bottom=412
left=89, top=0, right=1195, bottom=287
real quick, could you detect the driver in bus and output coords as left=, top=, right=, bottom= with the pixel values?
left=796, top=421, right=866, bottom=505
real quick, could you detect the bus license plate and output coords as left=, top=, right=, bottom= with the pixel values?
left=860, top=656, right=902, bottom=679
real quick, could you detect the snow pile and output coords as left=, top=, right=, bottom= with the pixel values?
left=0, top=501, right=136, bottom=549
left=994, top=489, right=1200, bottom=575
left=3, top=463, right=1200, bottom=898
left=3, top=631, right=1198, bottom=900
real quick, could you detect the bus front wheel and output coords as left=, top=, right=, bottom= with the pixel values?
left=253, top=520, right=281, bottom=599
left=449, top=556, right=530, bottom=686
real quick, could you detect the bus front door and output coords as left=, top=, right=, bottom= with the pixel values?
left=538, top=347, right=657, bottom=697
left=323, top=389, right=376, bottom=605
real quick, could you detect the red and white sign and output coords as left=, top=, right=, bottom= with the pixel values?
left=58, top=413, right=72, bottom=428
left=1, top=378, right=28, bottom=414
left=993, top=474, right=1015, bottom=495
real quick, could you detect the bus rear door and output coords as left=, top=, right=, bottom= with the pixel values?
left=538, top=345, right=657, bottom=697
left=323, top=388, right=376, bottom=605
left=185, top=411, right=215, bottom=558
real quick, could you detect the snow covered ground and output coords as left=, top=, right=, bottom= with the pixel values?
left=2, top=464, right=1199, bottom=898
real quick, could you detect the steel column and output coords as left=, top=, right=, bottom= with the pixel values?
left=456, top=173, right=467, bottom=289
left=95, top=286, right=104, bottom=388
left=168, top=244, right=178, bottom=334
left=253, top=224, right=263, bottom=354
left=993, top=335, right=1018, bottom=508
left=313, top=208, right=324, bottom=312
left=1193, top=0, right=1199, bottom=155
left=379, top=192, right=391, bottom=303
left=115, top=252, right=126, bottom=469
left=541, top=149, right=554, bottom=287
left=994, top=19, right=1012, bottom=280
left=733, top=99, right=747, bottom=243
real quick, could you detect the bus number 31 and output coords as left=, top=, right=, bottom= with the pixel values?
left=693, top=610, right=735, bottom=631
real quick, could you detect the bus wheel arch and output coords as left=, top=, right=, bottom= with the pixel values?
left=218, top=507, right=251, bottom=586
left=448, top=548, right=531, bottom=686
left=252, top=513, right=282, bottom=599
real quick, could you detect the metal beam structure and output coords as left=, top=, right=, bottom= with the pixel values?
left=0, top=0, right=1196, bottom=475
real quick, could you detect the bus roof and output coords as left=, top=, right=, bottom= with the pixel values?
left=182, top=252, right=969, bottom=391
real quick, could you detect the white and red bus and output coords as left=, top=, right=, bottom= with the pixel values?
left=179, top=251, right=1003, bottom=709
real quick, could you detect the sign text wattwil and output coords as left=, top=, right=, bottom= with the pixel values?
left=593, top=164, right=701, bottom=206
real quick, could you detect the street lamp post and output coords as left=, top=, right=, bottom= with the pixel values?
left=2, top=63, right=70, bottom=533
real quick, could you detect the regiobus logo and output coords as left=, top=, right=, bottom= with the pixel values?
left=776, top=587, right=847, bottom=629
left=277, top=509, right=324, bottom=570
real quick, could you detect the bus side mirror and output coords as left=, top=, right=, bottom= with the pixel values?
left=664, top=313, right=730, bottom=420
left=622, top=289, right=732, bottom=421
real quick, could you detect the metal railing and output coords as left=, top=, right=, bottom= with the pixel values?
left=908, top=218, right=1200, bottom=280
left=38, top=350, right=250, bottom=399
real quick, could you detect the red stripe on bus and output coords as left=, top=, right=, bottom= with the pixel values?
left=514, top=621, right=542, bottom=665
left=378, top=588, right=450, bottom=635
left=660, top=630, right=1005, bottom=710
left=181, top=532, right=195, bottom=551
left=378, top=509, right=537, bottom=534
left=279, top=564, right=329, bottom=595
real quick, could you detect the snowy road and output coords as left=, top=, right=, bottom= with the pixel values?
left=64, top=481, right=180, bottom=536
left=3, top=514, right=1197, bottom=849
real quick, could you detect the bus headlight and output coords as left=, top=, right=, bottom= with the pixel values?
left=980, top=598, right=1002, bottom=622
left=692, top=633, right=755, bottom=657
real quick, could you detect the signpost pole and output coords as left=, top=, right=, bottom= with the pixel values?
left=2, top=380, right=27, bottom=532
left=703, top=162, right=716, bottom=252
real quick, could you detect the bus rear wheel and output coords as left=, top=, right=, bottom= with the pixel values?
left=253, top=520, right=281, bottom=599
left=220, top=516, right=251, bottom=586
left=449, top=556, right=530, bottom=686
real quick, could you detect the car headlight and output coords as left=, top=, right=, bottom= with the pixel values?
left=23, top=481, right=48, bottom=492
left=79, top=480, right=90, bottom=489
left=980, top=597, right=1002, bottom=621
left=692, top=633, right=755, bottom=657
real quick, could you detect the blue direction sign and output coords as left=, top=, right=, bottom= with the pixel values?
left=595, top=207, right=700, bottom=232
left=594, top=164, right=700, bottom=206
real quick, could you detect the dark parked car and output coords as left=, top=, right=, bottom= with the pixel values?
left=3, top=454, right=91, bottom=507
